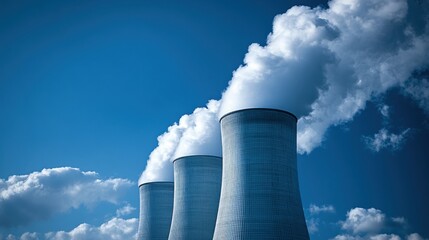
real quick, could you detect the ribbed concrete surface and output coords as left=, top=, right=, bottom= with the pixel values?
left=137, top=182, right=174, bottom=240
left=213, top=108, right=309, bottom=240
left=169, top=155, right=222, bottom=240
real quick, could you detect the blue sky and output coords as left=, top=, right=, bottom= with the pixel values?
left=0, top=0, right=428, bottom=239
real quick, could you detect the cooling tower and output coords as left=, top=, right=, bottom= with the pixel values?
left=137, top=182, right=174, bottom=240
left=168, top=155, right=222, bottom=240
left=213, top=108, right=309, bottom=240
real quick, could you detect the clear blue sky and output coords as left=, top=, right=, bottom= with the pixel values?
left=0, top=0, right=428, bottom=239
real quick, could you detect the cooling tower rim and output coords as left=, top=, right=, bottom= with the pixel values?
left=138, top=181, right=174, bottom=188
left=173, top=154, right=222, bottom=163
left=219, top=108, right=297, bottom=122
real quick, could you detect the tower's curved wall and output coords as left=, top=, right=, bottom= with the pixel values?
left=169, top=155, right=222, bottom=240
left=137, top=182, right=174, bottom=240
left=213, top=108, right=309, bottom=240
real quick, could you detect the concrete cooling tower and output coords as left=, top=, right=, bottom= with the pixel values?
left=137, top=182, right=174, bottom=240
left=169, top=155, right=222, bottom=240
left=213, top=108, right=309, bottom=240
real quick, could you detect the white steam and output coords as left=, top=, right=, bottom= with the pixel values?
left=173, top=100, right=221, bottom=160
left=140, top=0, right=429, bottom=183
left=138, top=100, right=221, bottom=185
left=221, top=0, right=429, bottom=153
left=219, top=6, right=337, bottom=118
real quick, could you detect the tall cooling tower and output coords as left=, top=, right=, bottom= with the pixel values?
left=137, top=182, right=174, bottom=240
left=169, top=155, right=222, bottom=240
left=213, top=108, right=309, bottom=240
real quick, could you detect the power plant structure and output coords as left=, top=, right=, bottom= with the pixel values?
left=137, top=108, right=309, bottom=240
left=137, top=182, right=174, bottom=240
left=213, top=108, right=309, bottom=240
left=168, top=155, right=222, bottom=240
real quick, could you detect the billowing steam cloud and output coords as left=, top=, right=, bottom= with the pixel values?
left=140, top=0, right=429, bottom=184
left=138, top=100, right=221, bottom=185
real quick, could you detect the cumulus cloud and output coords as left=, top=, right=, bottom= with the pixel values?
left=0, top=167, right=133, bottom=227
left=364, top=128, right=410, bottom=152
left=138, top=100, right=221, bottom=185
left=342, top=208, right=386, bottom=234
left=309, top=204, right=336, bottom=215
left=329, top=207, right=425, bottom=240
left=5, top=232, right=40, bottom=240
left=4, top=217, right=138, bottom=240
left=140, top=0, right=429, bottom=181
left=44, top=217, right=138, bottom=240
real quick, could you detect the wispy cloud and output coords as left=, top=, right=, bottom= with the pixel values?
left=306, top=204, right=336, bottom=234
left=0, top=167, right=133, bottom=227
left=115, top=203, right=136, bottom=217
left=364, top=128, right=410, bottom=152
left=307, top=218, right=320, bottom=234
left=402, top=77, right=429, bottom=115
left=309, top=204, right=336, bottom=215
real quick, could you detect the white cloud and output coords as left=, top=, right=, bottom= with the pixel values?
left=330, top=207, right=427, bottom=240
left=306, top=204, right=335, bottom=234
left=19, top=233, right=39, bottom=240
left=0, top=167, right=133, bottom=227
left=0, top=233, right=40, bottom=240
left=342, top=208, right=386, bottom=234
left=402, top=78, right=429, bottom=115
left=332, top=234, right=401, bottom=240
left=4, top=218, right=138, bottom=240
left=309, top=204, right=335, bottom=215
left=115, top=203, right=136, bottom=217
left=391, top=217, right=406, bottom=225
left=332, top=235, right=361, bottom=240
left=370, top=234, right=402, bottom=240
left=407, top=233, right=427, bottom=240
left=364, top=128, right=410, bottom=152
left=44, top=217, right=138, bottom=240
left=363, top=102, right=411, bottom=153
left=307, top=218, right=319, bottom=234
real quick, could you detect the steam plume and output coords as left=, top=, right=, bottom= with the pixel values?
left=138, top=100, right=221, bottom=185
left=140, top=0, right=429, bottom=183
